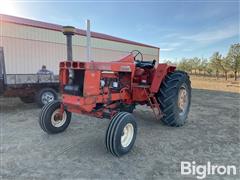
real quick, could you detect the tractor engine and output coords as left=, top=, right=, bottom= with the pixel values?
left=100, top=72, right=120, bottom=92
left=59, top=58, right=135, bottom=117
left=62, top=68, right=131, bottom=97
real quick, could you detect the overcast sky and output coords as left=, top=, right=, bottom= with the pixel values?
left=0, top=0, right=239, bottom=62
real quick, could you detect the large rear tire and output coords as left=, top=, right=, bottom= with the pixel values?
left=157, top=70, right=191, bottom=127
left=39, top=101, right=72, bottom=134
left=105, top=112, right=137, bottom=157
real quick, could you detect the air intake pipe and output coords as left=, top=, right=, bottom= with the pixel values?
left=62, top=26, right=75, bottom=83
left=62, top=26, right=75, bottom=61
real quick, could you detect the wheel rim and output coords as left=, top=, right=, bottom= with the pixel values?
left=51, top=109, right=67, bottom=128
left=41, top=92, right=55, bottom=105
left=121, top=123, right=134, bottom=148
left=178, top=85, right=189, bottom=116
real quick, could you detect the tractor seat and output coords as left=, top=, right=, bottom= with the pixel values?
left=135, top=59, right=156, bottom=69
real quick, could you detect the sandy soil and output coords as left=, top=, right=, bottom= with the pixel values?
left=190, top=76, right=240, bottom=93
left=0, top=89, right=239, bottom=180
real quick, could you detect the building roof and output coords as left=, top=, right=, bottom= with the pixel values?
left=0, top=14, right=159, bottom=49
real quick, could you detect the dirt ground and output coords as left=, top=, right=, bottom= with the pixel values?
left=0, top=89, right=239, bottom=180
left=190, top=76, right=240, bottom=93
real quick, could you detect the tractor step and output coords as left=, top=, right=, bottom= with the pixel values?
left=144, top=89, right=163, bottom=120
left=148, top=95, right=163, bottom=120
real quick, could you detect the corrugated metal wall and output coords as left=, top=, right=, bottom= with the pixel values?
left=0, top=22, right=159, bottom=74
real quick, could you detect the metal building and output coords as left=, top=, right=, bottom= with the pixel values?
left=0, top=14, right=159, bottom=75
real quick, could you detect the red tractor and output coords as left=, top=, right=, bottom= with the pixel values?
left=39, top=26, right=191, bottom=157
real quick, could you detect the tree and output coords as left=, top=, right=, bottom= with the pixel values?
left=227, top=43, right=240, bottom=80
left=210, top=52, right=222, bottom=79
left=206, top=63, right=213, bottom=75
left=177, top=58, right=192, bottom=73
left=189, top=57, right=201, bottom=75
left=199, top=58, right=208, bottom=76
left=219, top=57, right=230, bottom=80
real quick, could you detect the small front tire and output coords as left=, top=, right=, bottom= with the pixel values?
left=39, top=101, right=71, bottom=134
left=105, top=112, right=137, bottom=157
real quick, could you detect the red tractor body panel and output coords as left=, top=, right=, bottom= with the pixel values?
left=59, top=54, right=175, bottom=118
left=150, top=64, right=176, bottom=93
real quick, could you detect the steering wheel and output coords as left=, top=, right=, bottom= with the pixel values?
left=130, top=50, right=143, bottom=62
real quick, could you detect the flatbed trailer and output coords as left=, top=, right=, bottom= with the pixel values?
left=0, top=47, right=59, bottom=107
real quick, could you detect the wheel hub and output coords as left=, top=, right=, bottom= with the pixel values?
left=121, top=123, right=134, bottom=148
left=178, top=86, right=188, bottom=115
left=42, top=92, right=54, bottom=105
left=51, top=109, right=67, bottom=127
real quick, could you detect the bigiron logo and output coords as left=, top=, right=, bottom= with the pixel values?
left=181, top=161, right=237, bottom=179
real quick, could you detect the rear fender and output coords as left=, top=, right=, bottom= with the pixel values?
left=150, top=64, right=176, bottom=93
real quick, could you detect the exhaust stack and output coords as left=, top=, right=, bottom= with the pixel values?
left=86, top=20, right=91, bottom=62
left=62, top=26, right=76, bottom=83
left=62, top=26, right=76, bottom=61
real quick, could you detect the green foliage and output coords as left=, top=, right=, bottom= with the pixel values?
left=199, top=58, right=208, bottom=71
left=191, top=57, right=201, bottom=72
left=209, top=52, right=221, bottom=69
left=177, top=58, right=192, bottom=72
left=226, top=43, right=240, bottom=80
left=175, top=44, right=239, bottom=80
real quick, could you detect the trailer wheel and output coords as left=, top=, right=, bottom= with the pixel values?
left=105, top=112, right=137, bottom=157
left=39, top=100, right=71, bottom=134
left=20, top=96, right=35, bottom=103
left=157, top=70, right=191, bottom=127
left=36, top=88, right=58, bottom=107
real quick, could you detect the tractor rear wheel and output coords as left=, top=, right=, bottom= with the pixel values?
left=105, top=112, right=137, bottom=157
left=39, top=100, right=72, bottom=134
left=157, top=70, right=191, bottom=127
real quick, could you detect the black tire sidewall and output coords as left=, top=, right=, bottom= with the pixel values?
left=42, top=101, right=71, bottom=133
left=105, top=112, right=127, bottom=152
left=158, top=71, right=191, bottom=126
left=113, top=114, right=137, bottom=156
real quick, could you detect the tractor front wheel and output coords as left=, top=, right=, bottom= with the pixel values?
left=105, top=112, right=137, bottom=157
left=157, top=70, right=191, bottom=127
left=39, top=101, right=72, bottom=134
